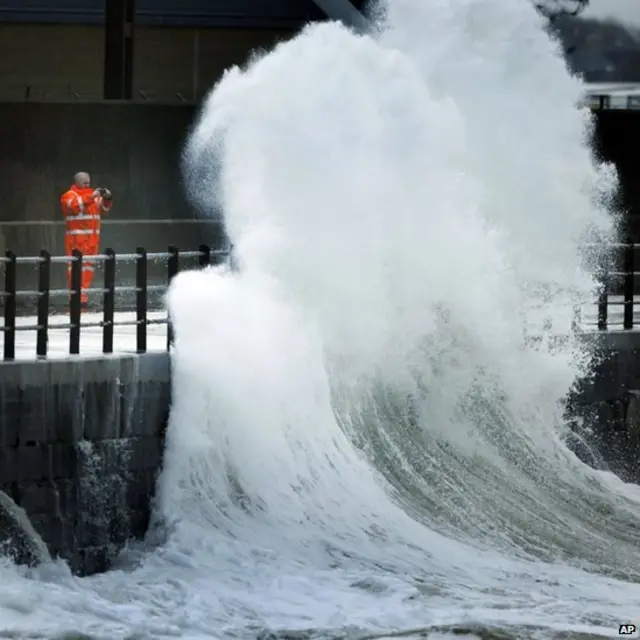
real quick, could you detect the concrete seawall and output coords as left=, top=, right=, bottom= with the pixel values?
left=0, top=352, right=169, bottom=575
left=568, top=332, right=640, bottom=484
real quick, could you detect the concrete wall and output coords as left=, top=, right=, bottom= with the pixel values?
left=0, top=101, right=227, bottom=302
left=595, top=110, right=640, bottom=224
left=0, top=24, right=292, bottom=101
left=568, top=333, right=640, bottom=484
left=0, top=101, right=197, bottom=227
left=0, top=352, right=169, bottom=575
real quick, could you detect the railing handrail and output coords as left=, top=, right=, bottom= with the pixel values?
left=0, top=218, right=221, bottom=227
left=0, top=247, right=230, bottom=265
left=582, top=93, right=640, bottom=111
left=0, top=243, right=233, bottom=361
left=1, top=240, right=640, bottom=362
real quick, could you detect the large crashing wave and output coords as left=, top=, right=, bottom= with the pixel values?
left=158, top=0, right=640, bottom=630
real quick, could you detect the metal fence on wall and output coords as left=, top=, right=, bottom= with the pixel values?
left=0, top=244, right=231, bottom=361
left=1, top=241, right=640, bottom=362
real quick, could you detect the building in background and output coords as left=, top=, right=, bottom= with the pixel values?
left=0, top=0, right=333, bottom=102
left=0, top=0, right=640, bottom=278
left=0, top=0, right=352, bottom=281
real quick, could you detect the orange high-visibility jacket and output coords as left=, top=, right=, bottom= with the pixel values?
left=60, top=185, right=112, bottom=242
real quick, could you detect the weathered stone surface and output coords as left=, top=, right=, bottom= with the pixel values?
left=10, top=443, right=78, bottom=483
left=127, top=470, right=158, bottom=513
left=0, top=352, right=168, bottom=575
left=29, top=514, right=77, bottom=555
left=122, top=382, right=170, bottom=438
left=0, top=386, right=20, bottom=448
left=0, top=447, right=13, bottom=485
left=128, top=437, right=164, bottom=472
left=82, top=381, right=122, bottom=441
left=626, top=391, right=640, bottom=436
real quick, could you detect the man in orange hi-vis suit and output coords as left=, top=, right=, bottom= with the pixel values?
left=60, top=171, right=113, bottom=306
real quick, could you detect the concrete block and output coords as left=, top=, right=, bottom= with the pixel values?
left=82, top=381, right=121, bottom=441
left=17, top=482, right=58, bottom=516
left=0, top=448, right=13, bottom=485
left=626, top=391, right=640, bottom=434
left=127, top=508, right=151, bottom=541
left=76, top=439, right=127, bottom=477
left=127, top=470, right=156, bottom=512
left=57, top=479, right=79, bottom=518
left=597, top=399, right=626, bottom=432
left=54, top=383, right=85, bottom=444
left=47, top=444, right=79, bottom=480
left=107, top=511, right=133, bottom=547
left=12, top=445, right=48, bottom=483
left=0, top=385, right=20, bottom=448
left=83, top=436, right=165, bottom=476
left=77, top=473, right=127, bottom=519
left=127, top=437, right=163, bottom=472
left=121, top=381, right=170, bottom=438
left=12, top=444, right=78, bottom=483
left=17, top=479, right=78, bottom=520
left=16, top=386, right=58, bottom=445
left=134, top=352, right=171, bottom=384
left=77, top=546, right=111, bottom=576
left=590, top=357, right=621, bottom=402
left=29, top=515, right=76, bottom=553
left=75, top=518, right=110, bottom=549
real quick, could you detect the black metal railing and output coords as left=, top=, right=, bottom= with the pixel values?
left=1, top=241, right=639, bottom=362
left=584, top=92, right=640, bottom=112
left=591, top=242, right=636, bottom=332
left=0, top=244, right=231, bottom=361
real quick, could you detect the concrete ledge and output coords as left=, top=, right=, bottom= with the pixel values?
left=0, top=352, right=169, bottom=575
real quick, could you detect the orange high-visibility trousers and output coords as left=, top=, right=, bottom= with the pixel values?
left=65, top=236, right=98, bottom=304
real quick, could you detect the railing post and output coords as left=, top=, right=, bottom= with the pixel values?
left=36, top=250, right=51, bottom=358
left=199, top=244, right=211, bottom=267
left=167, top=245, right=179, bottom=350
left=623, top=243, right=635, bottom=330
left=542, top=286, right=552, bottom=335
left=102, top=248, right=116, bottom=354
left=3, top=251, right=16, bottom=361
left=571, top=296, right=581, bottom=334
left=597, top=271, right=608, bottom=332
left=136, top=246, right=147, bottom=354
left=69, top=249, right=82, bottom=355
left=228, top=242, right=236, bottom=272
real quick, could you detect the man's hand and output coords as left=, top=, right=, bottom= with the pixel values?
left=96, top=187, right=113, bottom=201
